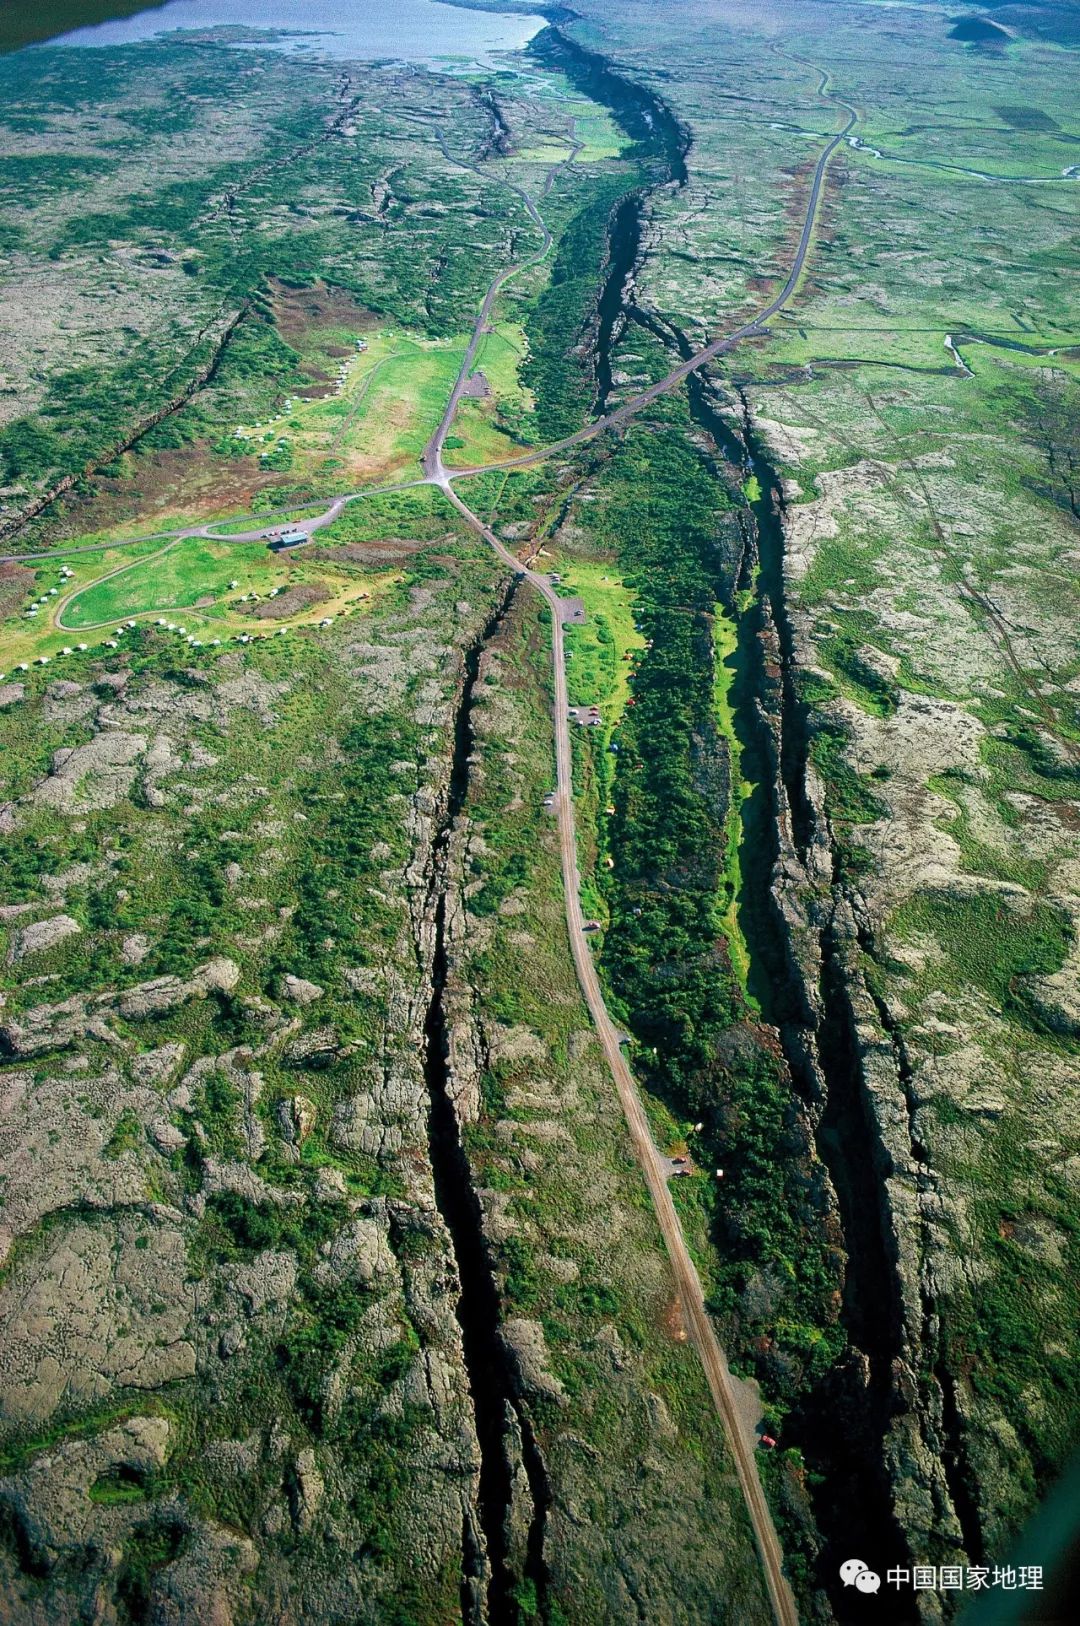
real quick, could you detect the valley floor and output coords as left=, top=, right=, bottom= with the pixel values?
left=0, top=2, right=1077, bottom=1622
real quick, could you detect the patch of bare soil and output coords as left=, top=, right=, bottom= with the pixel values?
left=269, top=281, right=381, bottom=401
left=775, top=155, right=846, bottom=310
left=240, top=582, right=331, bottom=619
left=22, top=285, right=382, bottom=547
left=267, top=278, right=379, bottom=344
left=0, top=560, right=33, bottom=616
left=308, top=539, right=425, bottom=565
left=662, top=1293, right=689, bottom=1344
left=51, top=442, right=276, bottom=541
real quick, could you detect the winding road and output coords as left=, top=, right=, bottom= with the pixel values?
left=4, top=57, right=855, bottom=1624
left=3, top=62, right=853, bottom=574
left=412, top=72, right=857, bottom=1620
left=421, top=132, right=554, bottom=481
left=442, top=481, right=799, bottom=1626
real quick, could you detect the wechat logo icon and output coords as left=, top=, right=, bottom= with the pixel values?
left=840, top=1559, right=881, bottom=1595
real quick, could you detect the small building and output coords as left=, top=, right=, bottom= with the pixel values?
left=270, top=529, right=310, bottom=552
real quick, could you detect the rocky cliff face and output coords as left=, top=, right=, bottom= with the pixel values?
left=429, top=591, right=771, bottom=1623
left=741, top=378, right=1080, bottom=1613
left=0, top=569, right=502, bottom=1623
left=741, top=446, right=972, bottom=1620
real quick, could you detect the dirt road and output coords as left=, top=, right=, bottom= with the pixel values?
left=441, top=480, right=799, bottom=1626
left=5, top=69, right=851, bottom=1618
left=418, top=78, right=858, bottom=1620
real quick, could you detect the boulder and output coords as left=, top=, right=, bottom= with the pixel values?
left=290, top=1448, right=324, bottom=1533
left=499, top=1317, right=566, bottom=1405
left=281, top=974, right=324, bottom=1005
left=31, top=729, right=146, bottom=814
left=117, top=957, right=240, bottom=1020
left=0, top=1414, right=171, bottom=1558
left=131, top=1042, right=186, bottom=1086
left=0, top=993, right=114, bottom=1059
left=8, top=913, right=81, bottom=963
left=2, top=959, right=240, bottom=1057
left=0, top=1215, right=197, bottom=1427
left=324, top=1215, right=394, bottom=1286
left=276, top=1094, right=317, bottom=1145
left=1026, top=962, right=1080, bottom=1037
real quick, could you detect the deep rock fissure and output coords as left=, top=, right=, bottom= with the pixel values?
left=529, top=27, right=690, bottom=188
left=532, top=27, right=687, bottom=420
left=855, top=923, right=985, bottom=1563
left=420, top=578, right=551, bottom=1624
left=599, top=287, right=916, bottom=1604
left=0, top=303, right=250, bottom=546
left=593, top=194, right=644, bottom=415
left=738, top=384, right=914, bottom=1605
left=671, top=361, right=914, bottom=1610
left=625, top=305, right=811, bottom=1022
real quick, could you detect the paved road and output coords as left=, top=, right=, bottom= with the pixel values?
left=422, top=137, right=553, bottom=482
left=442, top=479, right=798, bottom=1626
left=4, top=73, right=848, bottom=1617
left=2, top=485, right=418, bottom=565
left=200, top=496, right=349, bottom=544
left=3, top=66, right=853, bottom=571
left=446, top=79, right=855, bottom=480
left=52, top=537, right=182, bottom=632
left=421, top=129, right=797, bottom=1615
left=38, top=73, right=849, bottom=1614
left=424, top=68, right=859, bottom=1624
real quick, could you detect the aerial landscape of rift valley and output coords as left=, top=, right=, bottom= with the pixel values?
left=0, top=0, right=1077, bottom=1621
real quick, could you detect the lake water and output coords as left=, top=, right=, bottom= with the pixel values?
left=53, top=0, right=545, bottom=65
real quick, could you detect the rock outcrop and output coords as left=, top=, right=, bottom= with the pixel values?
left=0, top=958, right=242, bottom=1058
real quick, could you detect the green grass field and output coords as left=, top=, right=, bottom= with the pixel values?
left=0, top=481, right=472, bottom=668
left=555, top=558, right=644, bottom=922
left=227, top=326, right=470, bottom=488
left=62, top=539, right=277, bottom=627
left=444, top=320, right=538, bottom=469
left=1, top=537, right=169, bottom=670
left=0, top=537, right=400, bottom=670
left=315, top=332, right=466, bottom=482
left=712, top=609, right=756, bottom=997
